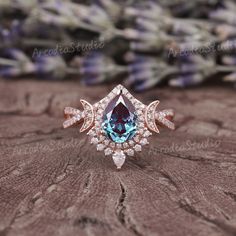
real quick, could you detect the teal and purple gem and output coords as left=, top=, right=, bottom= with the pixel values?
left=102, top=92, right=137, bottom=143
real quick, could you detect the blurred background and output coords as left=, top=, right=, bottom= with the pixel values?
left=1, top=2, right=236, bottom=236
left=0, top=0, right=236, bottom=92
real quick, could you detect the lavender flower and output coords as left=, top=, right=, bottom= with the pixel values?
left=0, top=0, right=236, bottom=91
left=209, top=9, right=236, bottom=25
left=126, top=53, right=177, bottom=91
left=169, top=74, right=204, bottom=88
left=0, top=0, right=37, bottom=13
left=0, top=49, right=34, bottom=77
left=215, top=25, right=236, bottom=40
left=169, top=55, right=216, bottom=87
left=95, top=0, right=121, bottom=22
left=122, top=2, right=169, bottom=52
left=33, top=1, right=79, bottom=29
left=123, top=1, right=214, bottom=54
left=34, top=55, right=67, bottom=80
left=124, top=2, right=164, bottom=21
left=222, top=56, right=236, bottom=65
left=0, top=20, right=22, bottom=46
left=72, top=52, right=126, bottom=85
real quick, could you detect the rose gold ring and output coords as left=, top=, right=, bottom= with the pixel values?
left=63, top=84, right=175, bottom=169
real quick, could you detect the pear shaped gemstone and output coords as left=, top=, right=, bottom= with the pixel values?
left=102, top=93, right=137, bottom=143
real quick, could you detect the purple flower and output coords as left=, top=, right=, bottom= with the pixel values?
left=0, top=49, right=34, bottom=77
left=222, top=56, right=236, bottom=65
left=76, top=52, right=125, bottom=85
left=209, top=9, right=236, bottom=25
left=124, top=2, right=163, bottom=21
left=0, top=20, right=23, bottom=45
left=215, top=25, right=236, bottom=40
left=126, top=53, right=170, bottom=91
left=169, top=74, right=204, bottom=88
left=169, top=55, right=216, bottom=87
left=95, top=0, right=121, bottom=22
left=34, top=55, right=67, bottom=80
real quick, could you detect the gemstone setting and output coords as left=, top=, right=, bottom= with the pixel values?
left=102, top=92, right=137, bottom=143
left=86, top=85, right=151, bottom=169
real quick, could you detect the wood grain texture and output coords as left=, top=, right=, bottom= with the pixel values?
left=0, top=79, right=236, bottom=236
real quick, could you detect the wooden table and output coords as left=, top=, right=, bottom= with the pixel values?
left=0, top=80, right=236, bottom=236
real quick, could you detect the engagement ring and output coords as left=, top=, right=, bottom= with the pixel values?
left=63, top=84, right=175, bottom=169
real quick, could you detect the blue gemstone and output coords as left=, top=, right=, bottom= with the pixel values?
left=102, top=93, right=137, bottom=143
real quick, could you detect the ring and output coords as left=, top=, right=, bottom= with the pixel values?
left=63, top=84, right=175, bottom=169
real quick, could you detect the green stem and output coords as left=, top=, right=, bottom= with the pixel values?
left=217, top=66, right=236, bottom=73
left=66, top=68, right=81, bottom=75
left=0, top=58, right=18, bottom=66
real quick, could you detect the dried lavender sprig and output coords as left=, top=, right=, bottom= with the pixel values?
left=0, top=49, right=80, bottom=79
left=70, top=53, right=128, bottom=85
left=1, top=0, right=236, bottom=91
left=168, top=63, right=236, bottom=88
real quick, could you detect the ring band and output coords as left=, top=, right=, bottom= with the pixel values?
left=63, top=84, right=175, bottom=169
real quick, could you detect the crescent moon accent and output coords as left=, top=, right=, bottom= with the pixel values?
left=145, top=100, right=160, bottom=133
left=80, top=99, right=95, bottom=133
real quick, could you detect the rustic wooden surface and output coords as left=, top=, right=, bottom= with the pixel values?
left=0, top=79, right=236, bottom=236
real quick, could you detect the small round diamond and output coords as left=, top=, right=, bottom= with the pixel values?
left=104, top=140, right=110, bottom=146
left=143, top=130, right=152, bottom=137
left=123, top=142, right=129, bottom=149
left=129, top=140, right=134, bottom=146
left=134, top=144, right=142, bottom=152
left=110, top=142, right=115, bottom=148
left=137, top=110, right=143, bottom=116
left=96, top=115, right=101, bottom=120
left=99, top=136, right=105, bottom=142
left=75, top=114, right=81, bottom=120
left=101, top=104, right=106, bottom=109
left=134, top=136, right=140, bottom=142
left=139, top=117, right=144, bottom=122
left=97, top=144, right=105, bottom=151
left=138, top=129, right=144, bottom=135
left=91, top=137, right=99, bottom=144
left=126, top=149, right=134, bottom=156
left=139, top=123, right=145, bottom=128
left=140, top=138, right=149, bottom=146
left=127, top=93, right=132, bottom=99
left=88, top=129, right=96, bottom=136
left=104, top=148, right=112, bottom=156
